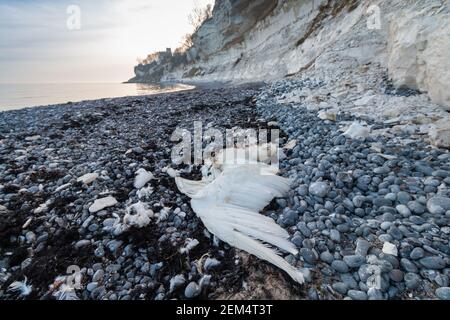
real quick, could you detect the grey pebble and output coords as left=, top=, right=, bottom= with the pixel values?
left=184, top=282, right=201, bottom=299
left=332, top=260, right=349, bottom=273
left=347, top=290, right=368, bottom=300
left=435, top=287, right=450, bottom=300
left=343, top=255, right=366, bottom=269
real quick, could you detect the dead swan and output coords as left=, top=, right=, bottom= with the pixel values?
left=175, top=146, right=306, bottom=284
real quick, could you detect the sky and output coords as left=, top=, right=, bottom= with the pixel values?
left=0, top=0, right=215, bottom=83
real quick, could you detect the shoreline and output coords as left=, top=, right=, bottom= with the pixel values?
left=0, top=80, right=267, bottom=114
left=0, top=82, right=197, bottom=113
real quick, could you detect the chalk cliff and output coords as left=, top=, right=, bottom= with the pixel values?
left=129, top=0, right=450, bottom=110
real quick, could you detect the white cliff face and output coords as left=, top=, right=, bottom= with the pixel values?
left=388, top=3, right=450, bottom=109
left=161, top=0, right=388, bottom=84
left=132, top=0, right=450, bottom=114
left=174, top=0, right=365, bottom=83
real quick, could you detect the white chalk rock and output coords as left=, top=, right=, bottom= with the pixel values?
left=77, top=173, right=99, bottom=185
left=318, top=110, right=337, bottom=121
left=343, top=122, right=371, bottom=140
left=382, top=242, right=398, bottom=257
left=353, top=95, right=376, bottom=107
left=388, top=7, right=450, bottom=109
left=283, top=140, right=297, bottom=150
left=54, top=183, right=71, bottom=193
left=89, top=196, right=118, bottom=213
left=25, top=135, right=41, bottom=142
left=429, top=119, right=450, bottom=149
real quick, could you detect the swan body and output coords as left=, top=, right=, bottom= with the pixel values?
left=175, top=145, right=305, bottom=284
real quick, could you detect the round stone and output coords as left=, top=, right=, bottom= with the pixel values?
left=291, top=235, right=303, bottom=247
left=347, top=290, right=368, bottom=300
left=407, top=201, right=426, bottom=215
left=380, top=221, right=392, bottom=230
left=382, top=212, right=395, bottom=222
left=435, top=274, right=449, bottom=287
left=332, top=282, right=349, bottom=295
left=343, top=255, right=366, bottom=269
left=427, top=197, right=450, bottom=215
left=300, top=248, right=317, bottom=264
left=93, top=269, right=104, bottom=282
left=396, top=204, right=411, bottom=217
left=404, top=273, right=421, bottom=289
left=397, top=192, right=412, bottom=205
left=419, top=256, right=446, bottom=270
left=332, top=260, right=349, bottom=273
left=355, top=239, right=371, bottom=257
left=436, top=287, right=450, bottom=300
left=87, top=282, right=98, bottom=292
left=410, top=247, right=425, bottom=260
left=353, top=195, right=366, bottom=208
left=330, top=229, right=341, bottom=243
left=388, top=226, right=403, bottom=240
left=309, top=182, right=330, bottom=198
left=389, top=269, right=404, bottom=282
left=297, top=222, right=312, bottom=237
left=320, top=251, right=334, bottom=264
left=385, top=193, right=397, bottom=202
left=401, top=258, right=419, bottom=273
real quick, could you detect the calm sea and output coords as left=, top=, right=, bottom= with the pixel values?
left=0, top=83, right=194, bottom=111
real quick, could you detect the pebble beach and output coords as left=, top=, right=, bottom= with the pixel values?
left=1, top=80, right=449, bottom=300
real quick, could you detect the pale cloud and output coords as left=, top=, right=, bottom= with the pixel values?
left=0, top=0, right=215, bottom=83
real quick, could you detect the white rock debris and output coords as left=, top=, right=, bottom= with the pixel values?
left=388, top=5, right=450, bottom=109
left=283, top=140, right=297, bottom=150
left=89, top=196, right=118, bottom=213
left=54, top=183, right=71, bottom=193
left=25, top=135, right=41, bottom=142
left=318, top=110, right=337, bottom=122
left=343, top=122, right=371, bottom=140
left=429, top=120, right=450, bottom=148
left=34, top=200, right=51, bottom=214
left=77, top=173, right=99, bottom=185
left=382, top=242, right=398, bottom=257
